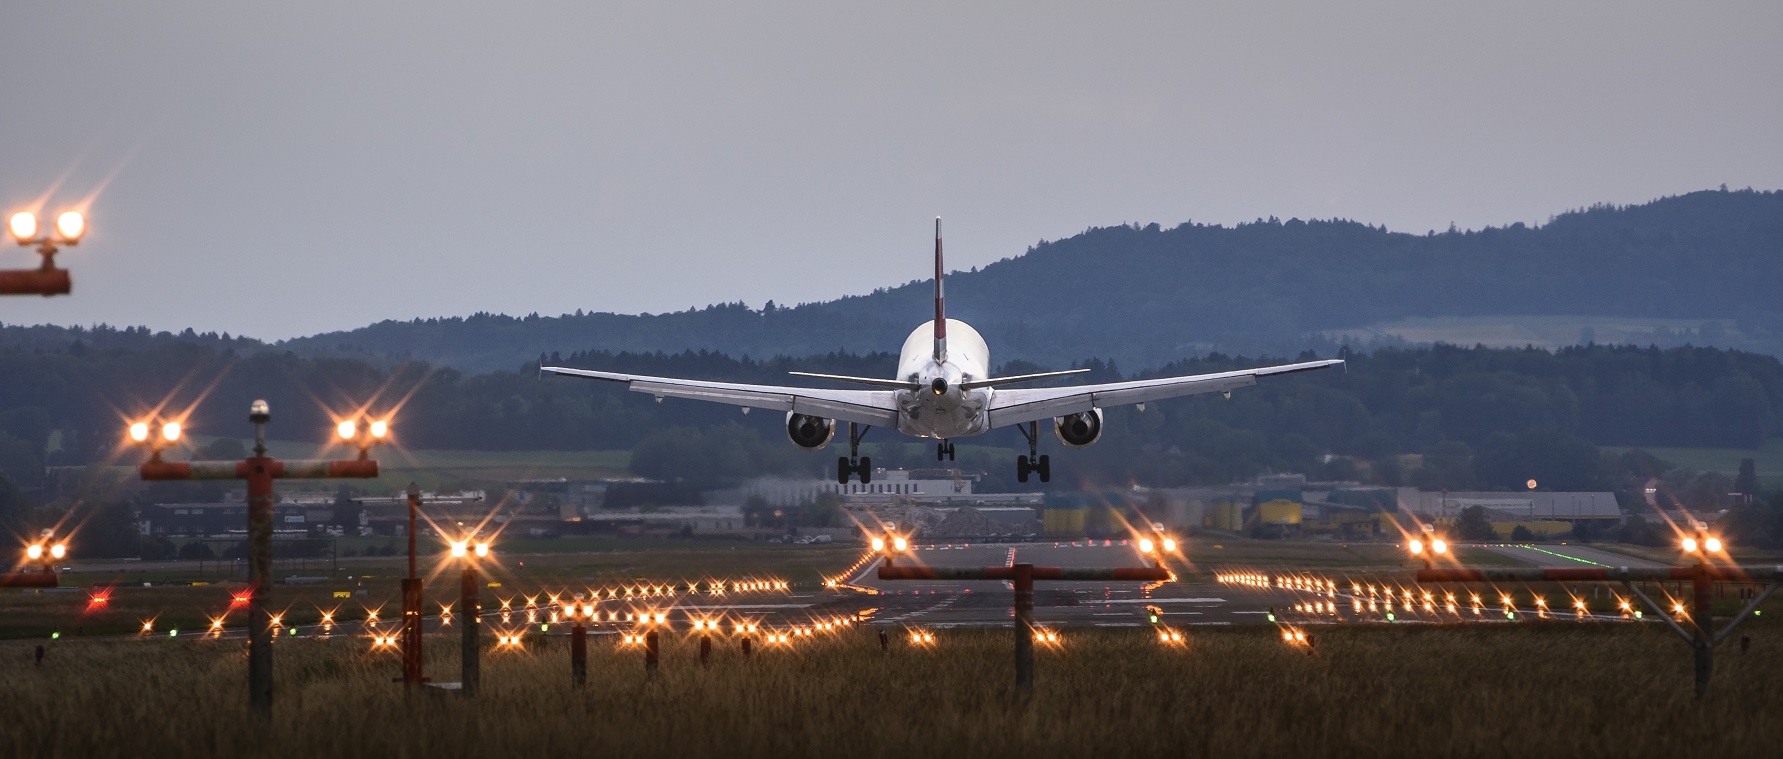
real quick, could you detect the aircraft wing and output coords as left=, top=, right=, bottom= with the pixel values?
left=541, top=366, right=899, bottom=428
left=985, top=359, right=1343, bottom=429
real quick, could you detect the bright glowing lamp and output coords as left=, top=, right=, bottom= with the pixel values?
left=369, top=419, right=388, bottom=438
left=1138, top=538, right=1155, bottom=554
left=474, top=542, right=490, bottom=558
left=892, top=536, right=908, bottom=552
left=49, top=543, right=65, bottom=560
left=161, top=422, right=182, bottom=443
left=1705, top=537, right=1722, bottom=552
left=1162, top=537, right=1176, bottom=552
left=337, top=420, right=357, bottom=440
left=129, top=422, right=150, bottom=442
left=1431, top=539, right=1447, bottom=554
left=8, top=211, right=36, bottom=242
left=55, top=211, right=84, bottom=242
left=26, top=544, right=43, bottom=560
left=870, top=537, right=885, bottom=552
left=450, top=541, right=468, bottom=558
left=1408, top=539, right=1424, bottom=555
left=1682, top=537, right=1698, bottom=553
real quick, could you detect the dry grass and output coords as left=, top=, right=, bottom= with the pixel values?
left=2, top=624, right=1777, bottom=758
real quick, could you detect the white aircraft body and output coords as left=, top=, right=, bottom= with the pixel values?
left=543, top=219, right=1342, bottom=484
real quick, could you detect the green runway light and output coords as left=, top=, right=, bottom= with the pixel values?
left=289, top=628, right=297, bottom=636
left=1635, top=611, right=1642, bottom=619
left=541, top=623, right=550, bottom=631
left=169, top=630, right=178, bottom=637
left=50, top=632, right=59, bottom=639
left=1386, top=612, right=1395, bottom=621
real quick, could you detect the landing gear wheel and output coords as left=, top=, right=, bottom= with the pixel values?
left=1037, top=454, right=1051, bottom=483
left=858, top=457, right=872, bottom=484
left=837, top=457, right=851, bottom=485
left=937, top=441, right=955, bottom=462
left=1016, top=455, right=1031, bottom=483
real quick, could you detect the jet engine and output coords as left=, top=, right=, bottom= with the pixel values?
left=1053, top=409, right=1104, bottom=448
left=785, top=412, right=836, bottom=450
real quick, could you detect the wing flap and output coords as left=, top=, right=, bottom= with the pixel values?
left=544, top=366, right=898, bottom=428
left=986, top=359, right=1340, bottom=429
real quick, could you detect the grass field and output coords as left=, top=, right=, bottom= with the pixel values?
left=2, top=624, right=1778, bottom=757
left=87, top=437, right=635, bottom=493
left=1604, top=438, right=1783, bottom=490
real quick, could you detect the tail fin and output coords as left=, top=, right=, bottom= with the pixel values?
left=933, top=217, right=947, bottom=362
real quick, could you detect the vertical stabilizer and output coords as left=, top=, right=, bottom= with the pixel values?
left=933, top=217, right=947, bottom=363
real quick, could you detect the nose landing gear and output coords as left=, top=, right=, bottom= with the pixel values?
left=937, top=440, right=955, bottom=461
left=1015, top=421, right=1050, bottom=483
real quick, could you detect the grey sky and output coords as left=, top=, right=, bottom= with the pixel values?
left=1, top=2, right=1777, bottom=340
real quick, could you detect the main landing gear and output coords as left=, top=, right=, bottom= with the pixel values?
left=837, top=422, right=872, bottom=485
left=937, top=440, right=955, bottom=461
left=1016, top=421, right=1050, bottom=483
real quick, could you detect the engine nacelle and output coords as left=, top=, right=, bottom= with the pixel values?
left=1053, top=409, right=1104, bottom=448
left=785, top=412, right=836, bottom=450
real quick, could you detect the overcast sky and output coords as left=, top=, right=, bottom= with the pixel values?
left=1, top=2, right=1777, bottom=340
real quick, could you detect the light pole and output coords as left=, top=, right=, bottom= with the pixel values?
left=450, top=535, right=491, bottom=696
left=135, top=400, right=383, bottom=716
left=3, top=531, right=69, bottom=588
left=2, top=209, right=81, bottom=295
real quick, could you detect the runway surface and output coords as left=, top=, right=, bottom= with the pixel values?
left=1477, top=543, right=1672, bottom=569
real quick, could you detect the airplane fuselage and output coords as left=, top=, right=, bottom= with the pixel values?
left=893, top=318, right=992, bottom=439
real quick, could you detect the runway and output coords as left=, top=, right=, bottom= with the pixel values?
left=1476, top=543, right=1672, bottom=569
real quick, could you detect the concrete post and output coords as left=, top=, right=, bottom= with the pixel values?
left=246, top=445, right=274, bottom=715
left=1013, top=562, right=1035, bottom=696
left=461, top=567, right=479, bottom=696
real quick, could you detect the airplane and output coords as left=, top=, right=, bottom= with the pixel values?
left=542, top=219, right=1343, bottom=485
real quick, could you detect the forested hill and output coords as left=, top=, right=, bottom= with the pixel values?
left=39, top=188, right=1783, bottom=373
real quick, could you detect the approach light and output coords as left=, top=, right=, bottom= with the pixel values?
left=1704, top=537, right=1722, bottom=553
left=129, top=422, right=150, bottom=442
left=1162, top=537, right=1176, bottom=552
left=892, top=536, right=908, bottom=552
left=161, top=422, right=182, bottom=443
left=9, top=211, right=37, bottom=242
left=1139, top=538, right=1154, bottom=554
left=1408, top=539, right=1424, bottom=555
left=337, top=420, right=356, bottom=440
left=870, top=537, right=885, bottom=552
left=1682, top=537, right=1698, bottom=553
left=1431, top=539, right=1447, bottom=555
left=26, top=544, right=43, bottom=560
left=451, top=541, right=468, bottom=558
left=474, top=542, right=490, bottom=558
left=369, top=419, right=388, bottom=439
left=49, top=543, right=65, bottom=560
left=55, top=211, right=84, bottom=242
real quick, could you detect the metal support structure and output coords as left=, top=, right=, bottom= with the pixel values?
left=1012, top=563, right=1035, bottom=695
left=460, top=566, right=480, bottom=697
left=1416, top=563, right=1782, bottom=698
left=571, top=622, right=588, bottom=687
left=138, top=401, right=378, bottom=717
left=645, top=630, right=660, bottom=676
left=400, top=483, right=424, bottom=688
left=877, top=562, right=1169, bottom=694
left=700, top=634, right=713, bottom=668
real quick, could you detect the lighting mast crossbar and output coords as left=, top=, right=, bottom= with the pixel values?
left=877, top=555, right=1170, bottom=695
left=1414, top=564, right=1780, bottom=698
left=136, top=400, right=381, bottom=716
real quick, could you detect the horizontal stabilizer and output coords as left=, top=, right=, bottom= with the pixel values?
left=959, top=368, right=1091, bottom=390
left=787, top=371, right=921, bottom=390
